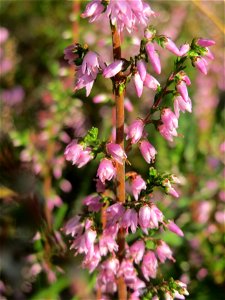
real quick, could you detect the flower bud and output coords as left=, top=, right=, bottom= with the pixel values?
left=103, top=60, right=123, bottom=78
left=145, top=42, right=161, bottom=74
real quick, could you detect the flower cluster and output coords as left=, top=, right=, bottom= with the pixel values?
left=62, top=0, right=215, bottom=299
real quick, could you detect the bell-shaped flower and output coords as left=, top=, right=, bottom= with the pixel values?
left=138, top=205, right=151, bottom=233
left=106, top=142, right=127, bottom=165
left=194, top=57, right=208, bottom=75
left=196, top=38, right=215, bottom=47
left=120, top=208, right=138, bottom=233
left=156, top=241, right=174, bottom=263
left=134, top=72, right=144, bottom=98
left=144, top=73, right=160, bottom=90
left=141, top=251, right=158, bottom=280
left=137, top=60, right=147, bottom=81
left=81, top=0, right=105, bottom=22
left=176, top=81, right=189, bottom=102
left=81, top=51, right=105, bottom=77
left=82, top=194, right=103, bottom=212
left=145, top=42, right=161, bottom=74
left=129, top=240, right=145, bottom=264
left=164, top=38, right=180, bottom=56
left=174, top=95, right=192, bottom=118
left=131, top=175, right=147, bottom=200
left=139, top=140, right=157, bottom=163
left=103, top=60, right=123, bottom=78
left=97, top=158, right=116, bottom=184
left=126, top=119, right=145, bottom=144
left=167, top=220, right=184, bottom=237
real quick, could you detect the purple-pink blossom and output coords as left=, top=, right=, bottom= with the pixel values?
left=106, top=142, right=127, bottom=165
left=197, top=38, right=215, bottom=47
left=141, top=251, right=158, bottom=280
left=83, top=194, right=103, bottom=212
left=120, top=208, right=138, bottom=233
left=167, top=220, right=184, bottom=237
left=137, top=60, right=147, bottom=81
left=81, top=0, right=105, bottom=23
left=131, top=175, right=147, bottom=200
left=144, top=73, right=160, bottom=90
left=126, top=119, right=145, bottom=144
left=134, top=72, right=144, bottom=98
left=139, top=140, right=157, bottom=164
left=103, top=60, right=123, bottom=78
left=97, top=158, right=116, bottom=184
left=129, top=240, right=145, bottom=264
left=64, top=141, right=93, bottom=168
left=145, top=42, right=161, bottom=74
left=174, top=95, right=192, bottom=118
left=156, top=241, right=174, bottom=263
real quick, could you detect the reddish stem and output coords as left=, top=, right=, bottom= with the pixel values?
left=111, top=24, right=127, bottom=300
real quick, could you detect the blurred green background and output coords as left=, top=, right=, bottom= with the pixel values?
left=0, top=1, right=224, bottom=299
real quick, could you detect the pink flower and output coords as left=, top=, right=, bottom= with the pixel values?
left=158, top=124, right=178, bottom=142
left=99, top=225, right=119, bottom=255
left=134, top=72, right=144, bottom=98
left=174, top=95, right=192, bottom=118
left=162, top=178, right=179, bottom=198
left=81, top=0, right=105, bottom=22
left=156, top=241, right=174, bottom=263
left=144, top=73, right=160, bottom=90
left=131, top=175, right=146, bottom=200
left=71, top=228, right=97, bottom=257
left=0, top=27, right=9, bottom=44
left=120, top=208, right=138, bottom=233
left=93, top=93, right=107, bottom=103
left=64, top=44, right=79, bottom=65
left=74, top=67, right=96, bottom=96
left=164, top=38, right=180, bottom=56
left=139, top=140, right=157, bottom=163
left=125, top=98, right=134, bottom=112
left=176, top=81, right=189, bottom=102
left=97, top=158, right=116, bottom=184
left=148, top=204, right=164, bottom=229
left=106, top=142, right=127, bottom=165
left=129, top=240, right=145, bottom=263
left=167, top=220, right=184, bottom=237
left=194, top=57, right=208, bottom=75
left=179, top=43, right=190, bottom=56
left=103, top=60, right=123, bottom=78
left=105, top=0, right=154, bottom=33
left=141, top=251, right=158, bottom=280
left=106, top=203, right=125, bottom=226
left=161, top=108, right=178, bottom=131
left=145, top=42, right=161, bottom=74
left=63, top=215, right=83, bottom=238
left=83, top=194, right=103, bottom=212
left=137, top=60, right=147, bottom=81
left=82, top=245, right=101, bottom=272
left=64, top=141, right=93, bottom=168
left=138, top=205, right=151, bottom=233
left=118, top=259, right=144, bottom=290
left=76, top=147, right=93, bottom=168
left=81, top=51, right=104, bottom=77
left=197, top=38, right=215, bottom=47
left=126, top=119, right=145, bottom=144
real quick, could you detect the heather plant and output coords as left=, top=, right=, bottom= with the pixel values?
left=62, top=1, right=215, bottom=299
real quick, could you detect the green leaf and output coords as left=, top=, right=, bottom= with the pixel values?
left=83, top=127, right=99, bottom=145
